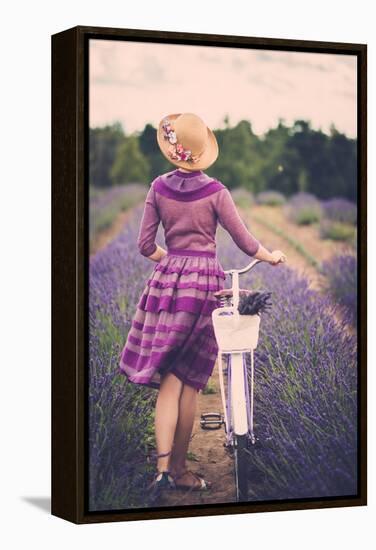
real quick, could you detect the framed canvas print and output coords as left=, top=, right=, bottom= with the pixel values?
left=51, top=25, right=367, bottom=524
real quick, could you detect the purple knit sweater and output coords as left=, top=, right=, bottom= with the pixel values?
left=137, top=168, right=260, bottom=258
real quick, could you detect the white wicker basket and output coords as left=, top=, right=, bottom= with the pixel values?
left=212, top=307, right=260, bottom=352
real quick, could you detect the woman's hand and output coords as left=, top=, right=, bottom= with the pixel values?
left=269, top=250, right=287, bottom=265
left=254, top=244, right=286, bottom=265
left=147, top=245, right=167, bottom=262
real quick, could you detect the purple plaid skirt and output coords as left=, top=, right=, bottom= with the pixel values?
left=118, top=248, right=226, bottom=392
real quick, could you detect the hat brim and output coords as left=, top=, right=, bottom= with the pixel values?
left=157, top=113, right=219, bottom=172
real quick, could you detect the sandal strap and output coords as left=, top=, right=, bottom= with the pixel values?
left=174, top=469, right=207, bottom=488
left=173, top=468, right=190, bottom=481
left=174, top=468, right=200, bottom=480
left=155, top=470, right=173, bottom=478
left=190, top=471, right=208, bottom=488
left=148, top=470, right=175, bottom=490
left=156, top=450, right=172, bottom=458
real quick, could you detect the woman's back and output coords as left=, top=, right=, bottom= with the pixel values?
left=137, top=168, right=260, bottom=258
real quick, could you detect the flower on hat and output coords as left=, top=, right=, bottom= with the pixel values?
left=168, top=131, right=177, bottom=144
left=167, top=144, right=178, bottom=159
left=161, top=117, right=201, bottom=163
left=180, top=150, right=192, bottom=161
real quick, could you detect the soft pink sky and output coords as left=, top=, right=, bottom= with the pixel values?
left=89, top=39, right=357, bottom=137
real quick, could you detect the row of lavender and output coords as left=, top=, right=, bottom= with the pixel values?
left=284, top=193, right=357, bottom=245
left=90, top=185, right=357, bottom=251
left=217, top=230, right=357, bottom=500
left=89, top=205, right=164, bottom=511
left=234, top=188, right=357, bottom=243
left=281, top=192, right=358, bottom=326
left=89, top=207, right=357, bottom=508
left=233, top=188, right=357, bottom=325
left=239, top=186, right=357, bottom=496
left=89, top=183, right=148, bottom=251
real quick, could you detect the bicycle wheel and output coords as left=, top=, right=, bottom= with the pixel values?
left=234, top=433, right=248, bottom=501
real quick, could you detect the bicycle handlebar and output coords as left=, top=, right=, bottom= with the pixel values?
left=223, top=256, right=286, bottom=276
left=223, top=258, right=263, bottom=276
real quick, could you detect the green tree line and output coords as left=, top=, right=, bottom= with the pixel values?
left=89, top=117, right=357, bottom=200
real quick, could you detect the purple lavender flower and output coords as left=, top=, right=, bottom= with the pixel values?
left=89, top=183, right=148, bottom=245
left=321, top=197, right=357, bottom=226
left=88, top=206, right=358, bottom=508
left=256, top=190, right=286, bottom=206
left=285, top=192, right=323, bottom=225
left=217, top=230, right=357, bottom=500
left=321, top=253, right=357, bottom=326
left=89, top=205, right=165, bottom=511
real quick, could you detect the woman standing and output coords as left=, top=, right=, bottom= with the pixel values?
left=119, top=112, right=286, bottom=492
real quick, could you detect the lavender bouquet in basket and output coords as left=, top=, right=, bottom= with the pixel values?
left=237, top=290, right=272, bottom=316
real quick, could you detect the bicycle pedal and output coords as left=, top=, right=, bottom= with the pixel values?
left=200, top=412, right=224, bottom=430
left=247, top=434, right=260, bottom=448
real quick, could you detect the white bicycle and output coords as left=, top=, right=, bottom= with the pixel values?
left=200, top=258, right=269, bottom=501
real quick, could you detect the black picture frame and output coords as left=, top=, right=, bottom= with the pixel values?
left=51, top=25, right=367, bottom=524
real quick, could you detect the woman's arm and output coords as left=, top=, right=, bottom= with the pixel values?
left=137, top=183, right=166, bottom=261
left=147, top=244, right=167, bottom=262
left=215, top=187, right=262, bottom=256
left=214, top=188, right=285, bottom=264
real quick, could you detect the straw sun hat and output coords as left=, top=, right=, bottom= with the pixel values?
left=157, top=112, right=219, bottom=171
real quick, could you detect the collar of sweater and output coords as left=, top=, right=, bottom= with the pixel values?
left=161, top=168, right=213, bottom=192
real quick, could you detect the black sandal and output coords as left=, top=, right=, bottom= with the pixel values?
left=147, top=450, right=176, bottom=494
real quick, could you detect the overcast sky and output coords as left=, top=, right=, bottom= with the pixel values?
left=89, top=39, right=357, bottom=138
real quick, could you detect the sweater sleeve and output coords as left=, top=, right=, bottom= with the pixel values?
left=214, top=188, right=260, bottom=256
left=137, top=182, right=160, bottom=257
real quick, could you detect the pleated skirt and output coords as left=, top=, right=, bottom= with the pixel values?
left=118, top=248, right=226, bottom=391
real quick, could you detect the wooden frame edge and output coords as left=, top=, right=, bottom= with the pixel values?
left=51, top=25, right=367, bottom=525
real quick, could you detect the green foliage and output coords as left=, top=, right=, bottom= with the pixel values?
left=319, top=220, right=357, bottom=243
left=209, top=121, right=262, bottom=191
left=90, top=123, right=125, bottom=188
left=89, top=184, right=148, bottom=251
left=90, top=118, right=357, bottom=200
left=110, top=136, right=151, bottom=184
left=256, top=121, right=304, bottom=196
left=138, top=123, right=171, bottom=176
left=256, top=190, right=286, bottom=206
left=285, top=193, right=323, bottom=225
left=293, top=209, right=321, bottom=225
left=186, top=451, right=200, bottom=461
left=231, top=187, right=254, bottom=208
left=202, top=379, right=218, bottom=394
left=253, top=215, right=320, bottom=269
left=288, top=121, right=357, bottom=201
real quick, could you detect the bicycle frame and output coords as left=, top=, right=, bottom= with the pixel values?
left=212, top=259, right=263, bottom=442
left=210, top=256, right=285, bottom=500
left=218, top=349, right=256, bottom=443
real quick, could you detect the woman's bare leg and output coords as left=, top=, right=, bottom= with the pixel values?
left=155, top=372, right=183, bottom=472
left=169, top=383, right=198, bottom=477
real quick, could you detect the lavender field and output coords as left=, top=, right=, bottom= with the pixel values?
left=218, top=234, right=357, bottom=500
left=89, top=204, right=358, bottom=510
left=89, top=183, right=147, bottom=251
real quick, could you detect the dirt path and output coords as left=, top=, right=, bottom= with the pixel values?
left=244, top=206, right=323, bottom=290
left=243, top=204, right=352, bottom=291
left=91, top=208, right=138, bottom=256
left=251, top=205, right=347, bottom=262
left=157, top=359, right=237, bottom=506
